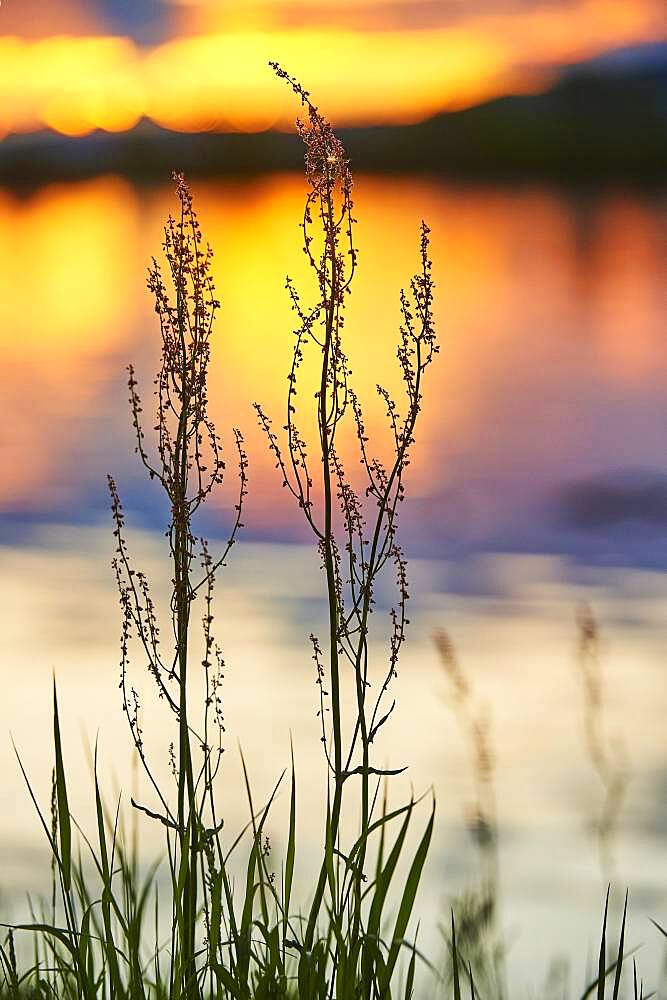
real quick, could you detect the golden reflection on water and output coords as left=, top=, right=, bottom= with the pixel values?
left=0, top=177, right=139, bottom=507
left=0, top=176, right=665, bottom=506
left=0, top=174, right=664, bottom=543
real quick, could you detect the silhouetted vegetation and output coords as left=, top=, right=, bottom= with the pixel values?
left=1, top=65, right=665, bottom=1000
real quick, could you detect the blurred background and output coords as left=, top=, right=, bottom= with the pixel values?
left=0, top=0, right=666, bottom=176
left=0, top=0, right=666, bottom=994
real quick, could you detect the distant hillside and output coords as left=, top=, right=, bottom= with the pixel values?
left=1, top=41, right=665, bottom=184
left=349, top=42, right=667, bottom=179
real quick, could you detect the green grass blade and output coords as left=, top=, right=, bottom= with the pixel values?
left=375, top=781, right=389, bottom=886
left=612, top=891, right=628, bottom=1000
left=93, top=749, right=123, bottom=994
left=452, top=911, right=461, bottom=1000
left=348, top=793, right=430, bottom=869
left=650, top=918, right=667, bottom=939
left=382, top=800, right=435, bottom=988
left=404, top=940, right=417, bottom=1000
left=284, top=741, right=297, bottom=930
left=53, top=679, right=72, bottom=893
left=367, top=800, right=413, bottom=943
left=597, top=886, right=610, bottom=1000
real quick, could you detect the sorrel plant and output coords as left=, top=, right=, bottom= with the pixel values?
left=5, top=67, right=439, bottom=1000
left=3, top=65, right=649, bottom=1000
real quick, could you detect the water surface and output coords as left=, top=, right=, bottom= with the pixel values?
left=0, top=174, right=666, bottom=991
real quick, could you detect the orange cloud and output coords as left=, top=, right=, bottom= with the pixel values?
left=0, top=0, right=662, bottom=138
left=0, top=36, right=144, bottom=137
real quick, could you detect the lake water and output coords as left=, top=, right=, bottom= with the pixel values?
left=0, top=174, right=666, bottom=993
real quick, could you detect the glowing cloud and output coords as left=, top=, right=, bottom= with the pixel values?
left=0, top=0, right=662, bottom=137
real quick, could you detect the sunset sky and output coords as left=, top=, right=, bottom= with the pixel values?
left=0, top=0, right=664, bottom=136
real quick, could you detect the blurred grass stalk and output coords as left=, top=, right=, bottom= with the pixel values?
left=436, top=629, right=505, bottom=999
left=575, top=605, right=629, bottom=885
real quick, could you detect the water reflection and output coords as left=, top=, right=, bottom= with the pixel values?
left=0, top=176, right=666, bottom=990
left=1, top=529, right=667, bottom=987
left=0, top=176, right=664, bottom=563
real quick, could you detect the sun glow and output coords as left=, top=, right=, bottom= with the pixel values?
left=0, top=0, right=662, bottom=138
